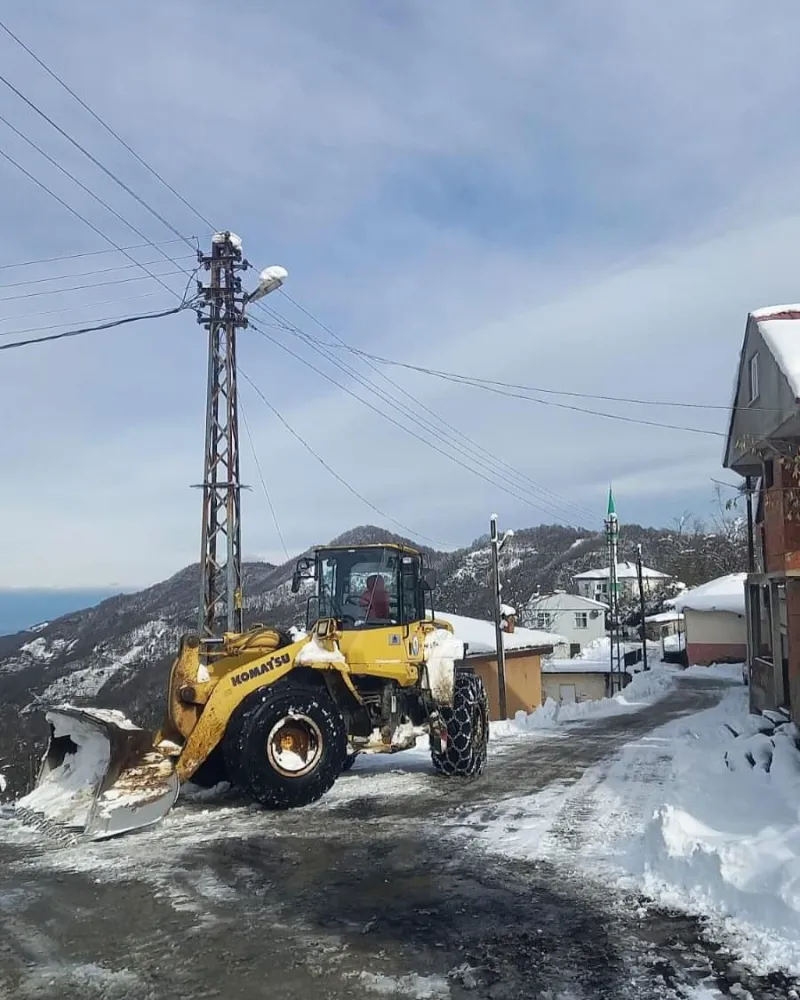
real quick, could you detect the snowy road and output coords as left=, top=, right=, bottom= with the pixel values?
left=1, top=674, right=797, bottom=999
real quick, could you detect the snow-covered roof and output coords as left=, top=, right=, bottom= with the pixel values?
left=672, top=573, right=747, bottom=616
left=436, top=613, right=564, bottom=656
left=542, top=659, right=613, bottom=674
left=529, top=592, right=608, bottom=610
left=644, top=610, right=684, bottom=623
left=752, top=306, right=800, bottom=398
left=574, top=563, right=669, bottom=581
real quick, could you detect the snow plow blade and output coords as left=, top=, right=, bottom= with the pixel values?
left=16, top=706, right=179, bottom=840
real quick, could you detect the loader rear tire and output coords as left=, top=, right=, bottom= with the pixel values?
left=222, top=680, right=347, bottom=810
left=430, top=672, right=489, bottom=777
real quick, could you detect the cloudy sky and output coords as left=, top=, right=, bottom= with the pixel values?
left=2, top=1, right=800, bottom=588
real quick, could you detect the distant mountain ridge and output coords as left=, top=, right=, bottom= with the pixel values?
left=0, top=588, right=125, bottom=636
left=0, top=517, right=746, bottom=798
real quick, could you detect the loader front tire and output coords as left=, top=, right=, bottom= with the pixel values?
left=222, top=680, right=347, bottom=810
left=430, top=672, right=489, bottom=777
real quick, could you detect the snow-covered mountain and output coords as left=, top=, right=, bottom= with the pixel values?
left=0, top=518, right=747, bottom=798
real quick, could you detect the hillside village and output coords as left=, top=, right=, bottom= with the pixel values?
left=0, top=510, right=745, bottom=792
left=5, top=304, right=800, bottom=996
left=6, top=7, right=800, bottom=999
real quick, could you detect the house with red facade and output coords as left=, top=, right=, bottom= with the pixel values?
left=723, top=304, right=800, bottom=722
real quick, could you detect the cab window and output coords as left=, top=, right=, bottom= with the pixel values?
left=319, top=548, right=399, bottom=628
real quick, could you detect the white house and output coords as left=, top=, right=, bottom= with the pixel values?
left=573, top=562, right=670, bottom=602
left=526, top=591, right=607, bottom=657
left=672, top=573, right=747, bottom=666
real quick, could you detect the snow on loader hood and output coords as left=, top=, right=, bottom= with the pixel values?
left=16, top=705, right=179, bottom=840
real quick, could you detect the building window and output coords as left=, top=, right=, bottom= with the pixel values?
left=536, top=612, right=552, bottom=630
left=749, top=353, right=759, bottom=403
left=749, top=582, right=773, bottom=663
left=569, top=643, right=581, bottom=658
left=575, top=612, right=588, bottom=629
left=763, top=458, right=774, bottom=489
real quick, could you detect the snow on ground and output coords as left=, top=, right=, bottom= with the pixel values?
left=633, top=685, right=800, bottom=975
left=352, top=971, right=452, bottom=998
left=463, top=664, right=800, bottom=977
left=491, top=662, right=678, bottom=736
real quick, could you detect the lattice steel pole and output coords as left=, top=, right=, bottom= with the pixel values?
left=195, top=233, right=249, bottom=638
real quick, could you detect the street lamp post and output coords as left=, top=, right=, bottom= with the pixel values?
left=490, top=513, right=514, bottom=721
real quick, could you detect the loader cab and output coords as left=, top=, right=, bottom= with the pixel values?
left=292, top=544, right=437, bottom=632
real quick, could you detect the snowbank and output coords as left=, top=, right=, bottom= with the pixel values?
left=490, top=664, right=677, bottom=736
left=631, top=689, right=800, bottom=974
left=673, top=573, right=747, bottom=616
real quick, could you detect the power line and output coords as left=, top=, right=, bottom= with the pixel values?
left=240, top=399, right=291, bottom=562
left=0, top=237, right=199, bottom=272
left=256, top=306, right=597, bottom=526
left=0, top=289, right=169, bottom=327
left=269, top=325, right=725, bottom=438
left=0, top=33, right=601, bottom=526
left=0, top=16, right=216, bottom=233
left=257, top=311, right=591, bottom=526
left=250, top=318, right=588, bottom=527
left=304, top=338, right=772, bottom=417
left=0, top=303, right=189, bottom=353
left=0, top=268, right=191, bottom=304
left=0, top=146, right=184, bottom=302
left=0, top=306, right=181, bottom=340
left=0, top=111, right=194, bottom=298
left=0, top=32, right=712, bottom=503
left=0, top=73, right=195, bottom=250
left=0, top=254, right=196, bottom=290
left=273, top=293, right=601, bottom=525
left=240, top=368, right=444, bottom=547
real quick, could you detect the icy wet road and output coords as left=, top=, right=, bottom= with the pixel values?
left=1, top=675, right=797, bottom=1000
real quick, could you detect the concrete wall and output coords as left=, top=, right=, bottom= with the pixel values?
left=685, top=608, right=747, bottom=665
left=542, top=671, right=607, bottom=704
left=471, top=651, right=543, bottom=721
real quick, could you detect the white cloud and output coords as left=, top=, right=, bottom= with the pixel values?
left=2, top=2, right=800, bottom=585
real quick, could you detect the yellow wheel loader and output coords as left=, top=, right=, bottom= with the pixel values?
left=18, top=543, right=489, bottom=840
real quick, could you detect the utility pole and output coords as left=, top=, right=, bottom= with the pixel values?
left=605, top=487, right=624, bottom=693
left=490, top=513, right=514, bottom=720
left=195, top=233, right=249, bottom=638
left=636, top=543, right=649, bottom=672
